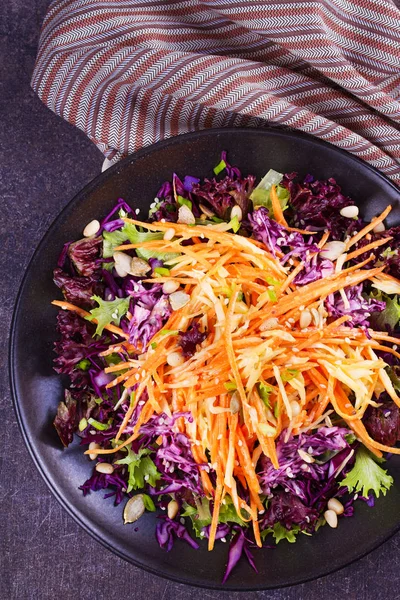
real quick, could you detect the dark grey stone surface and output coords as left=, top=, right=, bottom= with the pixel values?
left=1, top=2, right=399, bottom=599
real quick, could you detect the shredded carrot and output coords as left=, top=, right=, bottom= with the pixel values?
left=250, top=494, right=262, bottom=548
left=345, top=205, right=391, bottom=250
left=208, top=464, right=223, bottom=551
left=49, top=203, right=399, bottom=538
left=270, top=184, right=288, bottom=226
left=317, top=230, right=330, bottom=248
left=345, top=236, right=392, bottom=261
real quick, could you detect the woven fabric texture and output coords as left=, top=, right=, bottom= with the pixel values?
left=32, top=0, right=400, bottom=183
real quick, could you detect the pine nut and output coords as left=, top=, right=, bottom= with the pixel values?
left=162, top=280, right=180, bottom=294
left=199, top=204, right=214, bottom=218
left=88, top=442, right=100, bottom=460
left=95, top=462, right=114, bottom=475
left=327, top=498, right=344, bottom=515
left=177, top=205, right=195, bottom=225
left=324, top=509, right=338, bottom=528
left=299, top=310, right=312, bottom=329
left=167, top=499, right=179, bottom=519
left=321, top=241, right=346, bottom=261
left=290, top=400, right=301, bottom=417
left=340, top=205, right=359, bottom=219
left=372, top=221, right=385, bottom=233
left=114, top=263, right=128, bottom=278
left=166, top=351, right=185, bottom=367
left=163, top=228, right=176, bottom=241
left=83, top=219, right=100, bottom=237
left=259, top=317, right=279, bottom=331
left=113, top=251, right=132, bottom=273
left=169, top=291, right=190, bottom=311
left=129, top=257, right=151, bottom=277
left=231, top=205, right=243, bottom=222
left=298, top=448, right=314, bottom=463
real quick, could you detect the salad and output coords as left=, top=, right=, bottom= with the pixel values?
left=52, top=153, right=400, bottom=582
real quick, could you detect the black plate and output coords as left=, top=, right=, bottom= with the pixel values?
left=10, top=128, right=400, bottom=590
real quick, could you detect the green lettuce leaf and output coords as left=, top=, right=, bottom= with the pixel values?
left=370, top=291, right=400, bottom=331
left=250, top=169, right=289, bottom=216
left=86, top=295, right=130, bottom=336
left=182, top=496, right=247, bottom=538
left=260, top=523, right=301, bottom=544
left=103, top=229, right=128, bottom=258
left=182, top=498, right=212, bottom=537
left=340, top=446, right=393, bottom=499
left=115, top=447, right=161, bottom=493
left=136, top=247, right=180, bottom=262
left=103, top=222, right=180, bottom=262
left=219, top=497, right=248, bottom=526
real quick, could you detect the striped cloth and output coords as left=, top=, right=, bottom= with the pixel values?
left=32, top=0, right=400, bottom=183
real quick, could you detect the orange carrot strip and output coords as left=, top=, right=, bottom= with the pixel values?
left=224, top=413, right=238, bottom=489
left=270, top=184, right=288, bottom=226
left=252, top=267, right=384, bottom=323
left=345, top=236, right=392, bottom=261
left=236, top=429, right=262, bottom=495
left=279, top=261, right=305, bottom=294
left=208, top=464, right=223, bottom=551
left=251, top=444, right=264, bottom=467
left=104, top=362, right=137, bottom=373
left=115, top=376, right=150, bottom=440
left=344, top=205, right=392, bottom=251
left=371, top=332, right=400, bottom=345
left=317, top=231, right=330, bottom=248
left=99, top=342, right=138, bottom=356
left=250, top=495, right=262, bottom=548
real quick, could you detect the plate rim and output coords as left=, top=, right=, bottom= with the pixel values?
left=9, top=126, right=400, bottom=591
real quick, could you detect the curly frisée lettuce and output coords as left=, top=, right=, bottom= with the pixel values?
left=115, top=447, right=161, bottom=493
left=86, top=295, right=130, bottom=335
left=340, top=447, right=393, bottom=499
left=103, top=221, right=163, bottom=258
left=103, top=220, right=180, bottom=262
left=181, top=496, right=247, bottom=538
left=261, top=522, right=302, bottom=544
left=51, top=153, right=400, bottom=584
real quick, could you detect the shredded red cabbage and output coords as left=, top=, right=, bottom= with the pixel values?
left=222, top=526, right=258, bottom=584
left=156, top=516, right=199, bottom=551
left=325, top=284, right=386, bottom=328
left=259, top=427, right=356, bottom=532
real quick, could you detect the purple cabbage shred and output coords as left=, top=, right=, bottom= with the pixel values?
left=156, top=517, right=199, bottom=551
